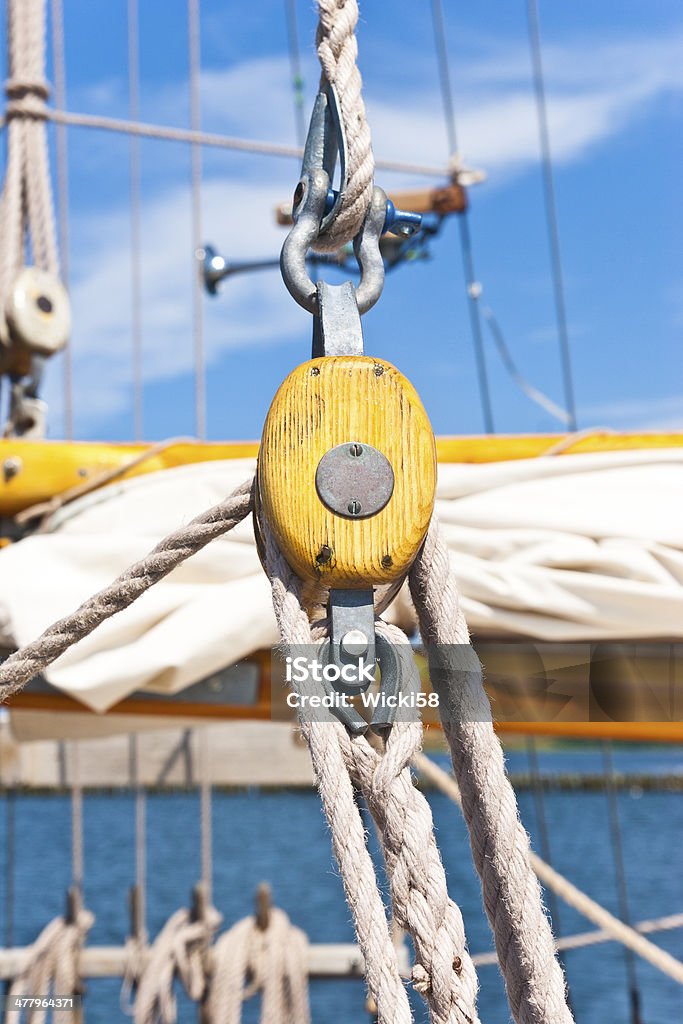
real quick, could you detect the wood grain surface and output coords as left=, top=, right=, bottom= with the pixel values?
left=257, top=356, right=436, bottom=586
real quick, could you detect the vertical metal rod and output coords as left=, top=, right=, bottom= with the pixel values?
left=188, top=0, right=206, bottom=439
left=199, top=729, right=213, bottom=904
left=4, top=787, right=16, bottom=947
left=50, top=0, right=73, bottom=439
left=71, top=742, right=83, bottom=893
left=430, top=0, right=494, bottom=434
left=129, top=733, right=146, bottom=937
left=526, top=737, right=574, bottom=1013
left=602, top=741, right=643, bottom=1024
left=525, top=0, right=577, bottom=431
left=127, top=0, right=144, bottom=440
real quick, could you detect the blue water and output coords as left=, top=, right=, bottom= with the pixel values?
left=2, top=746, right=682, bottom=1023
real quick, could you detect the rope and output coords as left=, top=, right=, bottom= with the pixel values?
left=49, top=0, right=72, bottom=439
left=133, top=902, right=221, bottom=1024
left=261, top=521, right=480, bottom=1024
left=261, top=525, right=413, bottom=1024
left=127, top=0, right=144, bottom=441
left=313, top=0, right=374, bottom=252
left=8, top=905, right=93, bottom=1024
left=409, top=521, right=574, bottom=1024
left=0, top=477, right=253, bottom=701
left=207, top=907, right=310, bottom=1023
left=411, top=749, right=683, bottom=986
left=0, top=0, right=60, bottom=343
left=0, top=108, right=447, bottom=179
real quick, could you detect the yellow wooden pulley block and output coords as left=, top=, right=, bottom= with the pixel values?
left=256, top=354, right=436, bottom=588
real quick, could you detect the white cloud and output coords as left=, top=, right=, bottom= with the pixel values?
left=580, top=394, right=683, bottom=432
left=46, top=28, right=683, bottom=431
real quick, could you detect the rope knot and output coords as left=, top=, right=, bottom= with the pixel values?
left=4, top=78, right=50, bottom=119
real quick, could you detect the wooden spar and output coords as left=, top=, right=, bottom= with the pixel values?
left=275, top=182, right=467, bottom=227
left=0, top=943, right=411, bottom=981
left=2, top=432, right=682, bottom=519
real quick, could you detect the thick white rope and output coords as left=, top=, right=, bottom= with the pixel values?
left=313, top=0, right=374, bottom=251
left=7, top=907, right=93, bottom=1024
left=207, top=907, right=310, bottom=1024
left=261, top=523, right=480, bottom=1024
left=133, top=904, right=221, bottom=1024
left=262, top=525, right=413, bottom=1024
left=409, top=521, right=574, bottom=1024
left=413, top=751, right=683, bottom=983
left=0, top=0, right=59, bottom=343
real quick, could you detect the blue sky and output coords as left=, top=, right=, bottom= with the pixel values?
left=3, top=0, right=681, bottom=441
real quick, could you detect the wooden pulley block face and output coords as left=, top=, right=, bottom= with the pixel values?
left=257, top=355, right=436, bottom=587
left=5, top=267, right=71, bottom=357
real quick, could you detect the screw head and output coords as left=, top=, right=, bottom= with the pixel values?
left=3, top=457, right=22, bottom=482
left=349, top=443, right=363, bottom=457
left=340, top=629, right=369, bottom=657
left=347, top=498, right=362, bottom=516
left=316, top=544, right=333, bottom=565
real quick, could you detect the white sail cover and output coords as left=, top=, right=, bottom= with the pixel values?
left=1, top=449, right=682, bottom=713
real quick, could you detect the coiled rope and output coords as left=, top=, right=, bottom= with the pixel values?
left=8, top=903, right=93, bottom=1024
left=133, top=898, right=221, bottom=1024
left=207, top=907, right=310, bottom=1024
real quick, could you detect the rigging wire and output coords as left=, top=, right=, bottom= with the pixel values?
left=602, top=741, right=644, bottom=1024
left=0, top=107, right=448, bottom=178
left=129, top=733, right=147, bottom=938
left=127, top=0, right=144, bottom=441
left=50, top=0, right=73, bottom=439
left=525, top=0, right=577, bottom=431
left=199, top=729, right=213, bottom=904
left=526, top=737, right=574, bottom=1014
left=284, top=0, right=307, bottom=148
left=4, top=785, right=16, bottom=948
left=430, top=0, right=494, bottom=434
left=71, top=741, right=84, bottom=894
left=478, top=297, right=571, bottom=426
left=188, top=0, right=206, bottom=439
